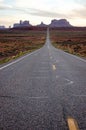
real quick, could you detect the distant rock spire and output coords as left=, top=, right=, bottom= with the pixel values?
left=37, top=21, right=47, bottom=27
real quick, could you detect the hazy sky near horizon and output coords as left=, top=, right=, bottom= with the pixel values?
left=0, top=0, right=86, bottom=27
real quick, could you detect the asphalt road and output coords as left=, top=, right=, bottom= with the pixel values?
left=0, top=28, right=86, bottom=130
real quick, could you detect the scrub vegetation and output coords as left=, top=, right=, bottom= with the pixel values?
left=0, top=27, right=46, bottom=64
left=50, top=28, right=86, bottom=58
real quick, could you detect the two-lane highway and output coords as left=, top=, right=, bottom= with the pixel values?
left=0, top=28, right=86, bottom=130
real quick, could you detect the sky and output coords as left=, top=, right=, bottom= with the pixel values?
left=0, top=0, right=86, bottom=27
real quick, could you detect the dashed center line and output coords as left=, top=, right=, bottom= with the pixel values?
left=67, top=117, right=79, bottom=130
left=52, top=64, right=56, bottom=70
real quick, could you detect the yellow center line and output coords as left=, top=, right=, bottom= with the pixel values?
left=52, top=64, right=56, bottom=70
left=67, top=117, right=79, bottom=130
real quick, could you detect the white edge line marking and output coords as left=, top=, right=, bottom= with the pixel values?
left=0, top=49, right=41, bottom=70
left=63, top=50, right=86, bottom=63
left=65, top=78, right=74, bottom=85
left=67, top=81, right=74, bottom=85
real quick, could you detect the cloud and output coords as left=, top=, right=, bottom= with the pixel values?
left=1, top=3, right=84, bottom=20
left=0, top=4, right=12, bottom=9
left=1, top=0, right=85, bottom=18
left=75, top=0, right=86, bottom=5
left=0, top=0, right=4, bottom=2
left=0, top=2, right=86, bottom=20
left=72, top=6, right=86, bottom=19
left=0, top=4, right=67, bottom=18
left=25, top=8, right=66, bottom=18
